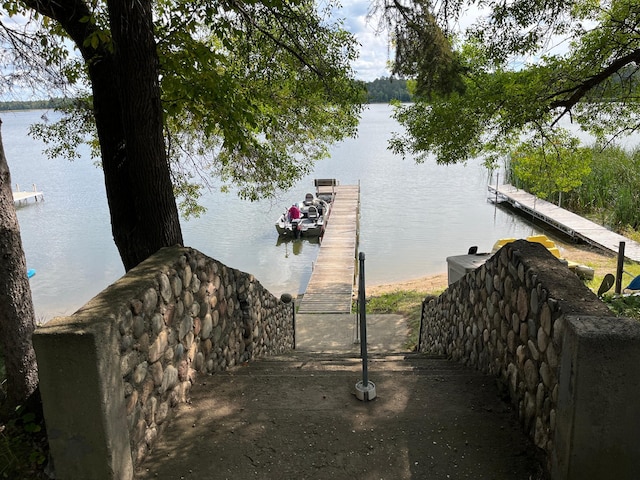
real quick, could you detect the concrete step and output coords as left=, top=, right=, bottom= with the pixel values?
left=226, top=352, right=481, bottom=377
left=138, top=348, right=547, bottom=480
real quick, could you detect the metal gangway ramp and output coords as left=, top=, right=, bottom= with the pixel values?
left=298, top=184, right=360, bottom=314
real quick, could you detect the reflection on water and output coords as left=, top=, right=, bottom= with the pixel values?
left=276, top=237, right=320, bottom=257
left=5, top=105, right=547, bottom=319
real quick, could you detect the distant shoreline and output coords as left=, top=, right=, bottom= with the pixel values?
left=0, top=99, right=70, bottom=112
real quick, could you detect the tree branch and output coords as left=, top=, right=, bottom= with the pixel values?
left=549, top=48, right=640, bottom=123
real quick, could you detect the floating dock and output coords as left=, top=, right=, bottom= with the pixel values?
left=13, top=184, right=44, bottom=204
left=298, top=184, right=360, bottom=314
left=489, top=184, right=640, bottom=262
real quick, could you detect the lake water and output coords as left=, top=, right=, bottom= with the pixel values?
left=3, top=104, right=543, bottom=320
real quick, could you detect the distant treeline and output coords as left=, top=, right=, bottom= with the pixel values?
left=364, top=77, right=412, bottom=103
left=1, top=79, right=412, bottom=111
left=0, top=98, right=70, bottom=111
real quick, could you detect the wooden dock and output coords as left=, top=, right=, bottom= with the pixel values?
left=13, top=184, right=44, bottom=204
left=298, top=184, right=360, bottom=314
left=489, top=184, right=640, bottom=262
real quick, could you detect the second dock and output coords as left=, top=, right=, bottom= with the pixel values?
left=13, top=184, right=44, bottom=204
left=489, top=183, right=640, bottom=262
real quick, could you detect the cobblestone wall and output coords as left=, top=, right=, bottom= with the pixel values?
left=420, top=240, right=611, bottom=460
left=116, top=246, right=294, bottom=467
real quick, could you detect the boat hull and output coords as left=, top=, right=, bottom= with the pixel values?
left=275, top=220, right=325, bottom=238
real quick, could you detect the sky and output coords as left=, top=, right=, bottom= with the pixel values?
left=0, top=1, right=486, bottom=96
left=336, top=0, right=394, bottom=82
left=337, top=0, right=488, bottom=82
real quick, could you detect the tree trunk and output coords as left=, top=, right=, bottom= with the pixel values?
left=22, top=0, right=184, bottom=271
left=105, top=0, right=184, bottom=270
left=87, top=47, right=184, bottom=272
left=0, top=119, right=39, bottom=413
left=0, top=0, right=185, bottom=408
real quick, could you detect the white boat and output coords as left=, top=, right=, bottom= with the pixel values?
left=275, top=193, right=331, bottom=238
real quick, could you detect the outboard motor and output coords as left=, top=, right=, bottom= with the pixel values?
left=291, top=218, right=301, bottom=239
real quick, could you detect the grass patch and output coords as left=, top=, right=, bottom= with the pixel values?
left=585, top=258, right=640, bottom=293
left=360, top=289, right=442, bottom=351
left=601, top=293, right=640, bottom=318
left=586, top=260, right=640, bottom=321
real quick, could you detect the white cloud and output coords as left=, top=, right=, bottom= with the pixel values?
left=338, top=0, right=393, bottom=81
left=335, top=1, right=492, bottom=82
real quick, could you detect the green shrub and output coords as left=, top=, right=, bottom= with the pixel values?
left=601, top=294, right=640, bottom=320
left=0, top=402, right=48, bottom=479
left=511, top=144, right=640, bottom=232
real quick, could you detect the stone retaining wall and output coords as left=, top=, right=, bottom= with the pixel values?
left=419, top=240, right=612, bottom=464
left=34, top=245, right=294, bottom=479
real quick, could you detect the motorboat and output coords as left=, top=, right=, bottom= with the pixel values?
left=275, top=192, right=331, bottom=238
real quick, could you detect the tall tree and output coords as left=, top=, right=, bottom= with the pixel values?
left=0, top=0, right=361, bottom=408
left=380, top=0, right=640, bottom=167
left=0, top=120, right=38, bottom=413
left=22, top=0, right=363, bottom=212
left=106, top=0, right=184, bottom=268
left=18, top=0, right=183, bottom=271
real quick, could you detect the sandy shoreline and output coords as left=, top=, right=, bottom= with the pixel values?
left=366, top=272, right=449, bottom=296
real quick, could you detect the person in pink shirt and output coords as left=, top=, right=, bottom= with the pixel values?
left=288, top=204, right=300, bottom=221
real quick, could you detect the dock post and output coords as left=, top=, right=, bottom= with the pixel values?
left=355, top=252, right=376, bottom=401
left=616, top=242, right=626, bottom=294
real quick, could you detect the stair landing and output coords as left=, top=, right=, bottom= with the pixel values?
left=136, top=352, right=546, bottom=479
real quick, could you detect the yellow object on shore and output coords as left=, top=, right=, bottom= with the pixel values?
left=492, top=235, right=560, bottom=258
left=492, top=235, right=593, bottom=280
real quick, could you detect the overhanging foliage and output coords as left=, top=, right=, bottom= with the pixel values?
left=381, top=0, right=640, bottom=168
left=4, top=0, right=364, bottom=214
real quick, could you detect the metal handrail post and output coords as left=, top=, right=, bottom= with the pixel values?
left=354, top=252, right=375, bottom=401
left=358, top=252, right=368, bottom=386
left=418, top=298, right=426, bottom=352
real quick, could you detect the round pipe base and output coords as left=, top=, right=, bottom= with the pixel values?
left=355, top=380, right=376, bottom=401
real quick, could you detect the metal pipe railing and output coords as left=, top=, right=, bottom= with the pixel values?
left=355, top=252, right=376, bottom=401
left=358, top=252, right=368, bottom=387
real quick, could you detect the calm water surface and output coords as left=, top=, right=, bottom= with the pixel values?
left=4, top=105, right=542, bottom=320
